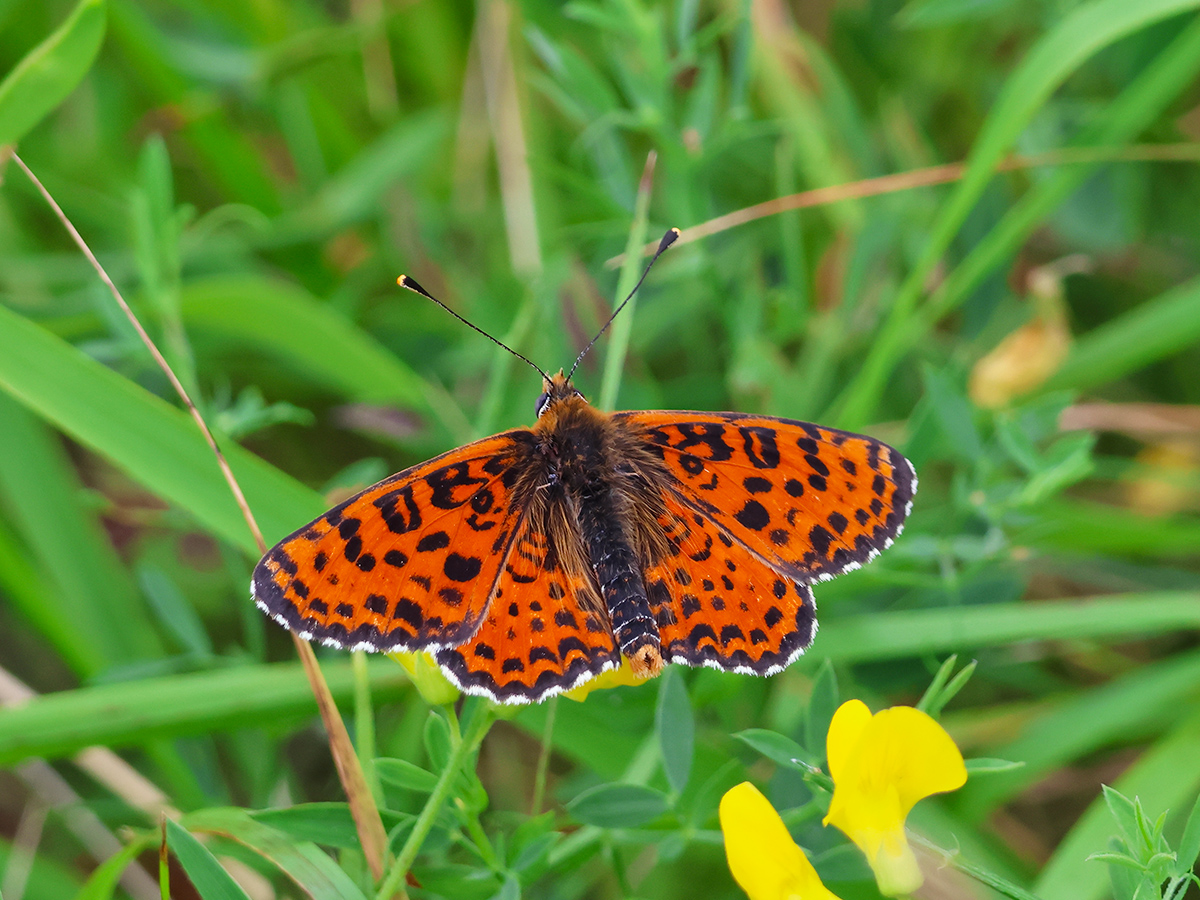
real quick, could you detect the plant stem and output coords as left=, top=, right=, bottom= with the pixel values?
left=373, top=705, right=497, bottom=900
left=531, top=696, right=558, bottom=815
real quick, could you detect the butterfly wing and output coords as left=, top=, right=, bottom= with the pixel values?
left=252, top=431, right=540, bottom=652
left=644, top=491, right=816, bottom=674
left=616, top=410, right=915, bottom=673
left=617, top=410, right=916, bottom=582
left=434, top=515, right=620, bottom=703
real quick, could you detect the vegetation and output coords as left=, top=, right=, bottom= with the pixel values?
left=1, top=0, right=1199, bottom=898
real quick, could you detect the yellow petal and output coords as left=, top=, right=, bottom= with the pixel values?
left=822, top=703, right=966, bottom=897
left=720, top=782, right=843, bottom=900
left=871, top=706, right=967, bottom=814
left=563, top=659, right=652, bottom=702
left=824, top=698, right=872, bottom=786
left=388, top=651, right=460, bottom=706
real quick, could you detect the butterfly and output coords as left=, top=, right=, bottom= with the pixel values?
left=252, top=233, right=916, bottom=704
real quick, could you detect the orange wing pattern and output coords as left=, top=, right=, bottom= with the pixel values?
left=645, top=491, right=816, bottom=674
left=252, top=432, right=538, bottom=652
left=616, top=411, right=916, bottom=584
left=434, top=519, right=620, bottom=702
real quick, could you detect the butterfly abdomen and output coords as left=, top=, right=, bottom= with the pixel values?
left=576, top=478, right=662, bottom=674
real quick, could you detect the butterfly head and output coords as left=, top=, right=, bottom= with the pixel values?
left=536, top=370, right=587, bottom=418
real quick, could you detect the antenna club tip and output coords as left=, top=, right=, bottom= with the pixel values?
left=397, top=275, right=432, bottom=298
left=659, top=228, right=681, bottom=253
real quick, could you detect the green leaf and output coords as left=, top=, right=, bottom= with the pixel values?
left=137, top=564, right=214, bottom=657
left=917, top=654, right=961, bottom=716
left=897, top=0, right=1018, bottom=28
left=963, top=758, right=1026, bottom=775
left=74, top=836, right=153, bottom=900
left=733, top=729, right=818, bottom=770
left=1036, top=712, right=1200, bottom=900
left=1045, top=276, right=1200, bottom=393
left=0, top=303, right=326, bottom=554
left=565, top=783, right=670, bottom=828
left=925, top=659, right=977, bottom=719
left=488, top=872, right=521, bottom=900
left=165, top=818, right=252, bottom=900
left=655, top=667, right=694, bottom=795
left=0, top=0, right=106, bottom=146
left=250, top=804, right=360, bottom=849
left=955, top=649, right=1200, bottom=815
left=424, top=711, right=453, bottom=772
left=817, top=593, right=1200, bottom=664
left=804, top=658, right=839, bottom=761
left=509, top=811, right=558, bottom=872
left=1101, top=839, right=1143, bottom=900
left=0, top=658, right=408, bottom=765
left=921, top=366, right=984, bottom=462
left=1103, top=786, right=1143, bottom=849
left=182, top=808, right=369, bottom=900
left=181, top=276, right=430, bottom=410
left=375, top=757, right=440, bottom=794
left=251, top=803, right=411, bottom=850
left=1173, top=791, right=1200, bottom=878
left=0, top=392, right=159, bottom=673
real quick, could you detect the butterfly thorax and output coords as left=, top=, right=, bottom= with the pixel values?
left=531, top=377, right=668, bottom=678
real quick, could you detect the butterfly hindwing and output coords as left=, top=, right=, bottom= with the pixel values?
left=645, top=491, right=816, bottom=674
left=616, top=410, right=916, bottom=583
left=252, top=431, right=538, bottom=652
left=435, top=517, right=620, bottom=703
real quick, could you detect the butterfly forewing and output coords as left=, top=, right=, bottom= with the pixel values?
left=616, top=411, right=917, bottom=584
left=252, top=432, right=537, bottom=652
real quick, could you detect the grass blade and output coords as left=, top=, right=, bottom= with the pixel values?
left=0, top=0, right=106, bottom=146
left=0, top=658, right=409, bottom=766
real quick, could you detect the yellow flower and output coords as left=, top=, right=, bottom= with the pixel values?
left=822, top=700, right=967, bottom=897
left=562, top=658, right=654, bottom=701
left=388, top=651, right=460, bottom=706
left=719, top=782, right=843, bottom=900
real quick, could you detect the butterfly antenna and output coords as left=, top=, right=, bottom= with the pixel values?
left=568, top=227, right=679, bottom=381
left=397, top=275, right=551, bottom=382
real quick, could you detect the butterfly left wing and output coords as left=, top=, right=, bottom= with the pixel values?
left=616, top=410, right=916, bottom=584
left=252, top=431, right=539, bottom=653
left=434, top=515, right=620, bottom=703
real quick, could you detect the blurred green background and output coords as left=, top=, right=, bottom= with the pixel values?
left=2, top=0, right=1200, bottom=898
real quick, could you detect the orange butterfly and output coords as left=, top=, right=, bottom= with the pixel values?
left=253, top=232, right=916, bottom=703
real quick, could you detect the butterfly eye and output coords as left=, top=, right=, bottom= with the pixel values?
left=535, top=392, right=550, bottom=417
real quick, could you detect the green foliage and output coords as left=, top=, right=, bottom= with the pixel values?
left=0, top=0, right=106, bottom=146
left=1090, top=788, right=1200, bottom=900
left=1, top=0, right=1199, bottom=898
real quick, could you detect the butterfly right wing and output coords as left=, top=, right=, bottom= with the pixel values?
left=642, top=491, right=816, bottom=675
left=617, top=410, right=916, bottom=583
left=252, top=431, right=540, bottom=652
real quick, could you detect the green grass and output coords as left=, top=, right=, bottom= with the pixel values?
left=2, top=1, right=1200, bottom=899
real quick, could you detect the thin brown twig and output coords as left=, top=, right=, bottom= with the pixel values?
left=1061, top=402, right=1200, bottom=436
left=606, top=142, right=1200, bottom=267
left=13, top=152, right=391, bottom=883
